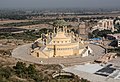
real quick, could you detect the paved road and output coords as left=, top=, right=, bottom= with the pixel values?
left=88, top=44, right=105, bottom=56
left=63, top=66, right=120, bottom=82
left=12, top=43, right=105, bottom=65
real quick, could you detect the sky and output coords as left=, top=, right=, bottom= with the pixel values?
left=0, top=0, right=120, bottom=9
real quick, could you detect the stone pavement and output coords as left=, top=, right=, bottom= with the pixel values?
left=12, top=43, right=105, bottom=66
left=63, top=66, right=120, bottom=82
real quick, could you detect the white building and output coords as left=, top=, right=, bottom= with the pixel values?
left=92, top=19, right=115, bottom=32
left=118, top=39, right=120, bottom=47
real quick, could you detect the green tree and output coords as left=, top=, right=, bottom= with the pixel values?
left=13, top=62, right=27, bottom=78
left=27, top=64, right=36, bottom=75
left=92, top=29, right=112, bottom=38
left=0, top=66, right=13, bottom=79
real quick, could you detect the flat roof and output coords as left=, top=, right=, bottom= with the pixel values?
left=74, top=63, right=104, bottom=73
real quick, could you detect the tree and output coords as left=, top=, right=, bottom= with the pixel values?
left=92, top=29, right=112, bottom=38
left=13, top=62, right=27, bottom=78
left=27, top=64, right=36, bottom=75
left=0, top=66, right=13, bottom=79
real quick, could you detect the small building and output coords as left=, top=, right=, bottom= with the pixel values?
left=92, top=19, right=115, bottom=32
left=117, top=39, right=120, bottom=47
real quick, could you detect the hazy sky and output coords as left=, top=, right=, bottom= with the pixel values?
left=0, top=0, right=120, bottom=9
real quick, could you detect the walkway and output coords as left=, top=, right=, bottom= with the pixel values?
left=12, top=43, right=105, bottom=66
left=63, top=66, right=120, bottom=82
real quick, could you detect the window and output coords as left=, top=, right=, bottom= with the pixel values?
left=37, top=53, right=39, bottom=57
left=53, top=41, right=55, bottom=43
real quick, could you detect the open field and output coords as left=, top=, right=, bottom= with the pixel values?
left=0, top=20, right=34, bottom=24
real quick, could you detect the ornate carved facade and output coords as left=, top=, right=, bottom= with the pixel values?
left=31, top=20, right=92, bottom=58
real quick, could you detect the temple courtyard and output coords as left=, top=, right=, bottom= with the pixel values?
left=12, top=43, right=104, bottom=66
left=11, top=20, right=120, bottom=82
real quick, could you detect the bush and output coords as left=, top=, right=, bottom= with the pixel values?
left=0, top=66, right=13, bottom=79
left=92, top=29, right=112, bottom=38
left=13, top=62, right=27, bottom=78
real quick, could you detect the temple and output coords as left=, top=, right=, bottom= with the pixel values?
left=31, top=20, right=93, bottom=58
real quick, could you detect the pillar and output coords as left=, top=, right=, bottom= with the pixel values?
left=53, top=45, right=56, bottom=57
left=53, top=27, right=56, bottom=33
left=65, top=26, right=67, bottom=33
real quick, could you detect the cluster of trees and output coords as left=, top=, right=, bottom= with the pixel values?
left=0, top=14, right=28, bottom=20
left=113, top=17, right=120, bottom=33
left=13, top=62, right=43, bottom=82
left=0, top=28, right=52, bottom=41
left=0, top=19, right=54, bottom=27
left=0, top=27, right=26, bottom=33
left=0, top=66, right=14, bottom=82
left=0, top=61, right=42, bottom=82
left=88, top=29, right=112, bottom=38
left=0, top=61, right=90, bottom=82
left=0, top=10, right=27, bottom=20
left=63, top=16, right=113, bottom=22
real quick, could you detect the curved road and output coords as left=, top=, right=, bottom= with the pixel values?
left=12, top=43, right=105, bottom=65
